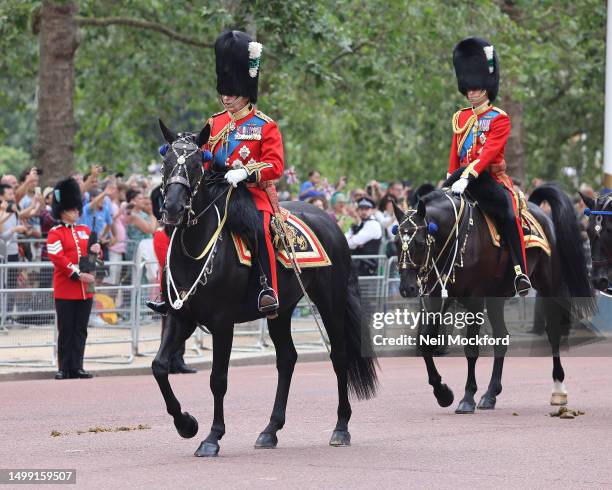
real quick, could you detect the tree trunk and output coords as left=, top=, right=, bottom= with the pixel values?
left=502, top=95, right=526, bottom=187
left=35, top=0, right=78, bottom=186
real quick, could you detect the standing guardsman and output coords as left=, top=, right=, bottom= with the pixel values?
left=47, top=178, right=100, bottom=379
left=445, top=37, right=531, bottom=296
left=205, top=30, right=284, bottom=316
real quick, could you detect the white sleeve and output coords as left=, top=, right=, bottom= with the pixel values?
left=346, top=220, right=382, bottom=249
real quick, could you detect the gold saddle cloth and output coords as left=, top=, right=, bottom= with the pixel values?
left=231, top=208, right=332, bottom=269
left=483, top=191, right=551, bottom=256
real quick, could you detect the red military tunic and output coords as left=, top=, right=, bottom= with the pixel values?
left=448, top=102, right=526, bottom=266
left=203, top=104, right=284, bottom=213
left=47, top=223, right=93, bottom=300
left=153, top=228, right=170, bottom=269
left=448, top=103, right=513, bottom=190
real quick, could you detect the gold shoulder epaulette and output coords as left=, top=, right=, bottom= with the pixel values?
left=492, top=106, right=507, bottom=116
left=255, top=110, right=274, bottom=123
left=211, top=109, right=226, bottom=118
left=452, top=107, right=473, bottom=134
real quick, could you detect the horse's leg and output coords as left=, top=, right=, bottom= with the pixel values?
left=151, top=315, right=198, bottom=439
left=478, top=297, right=508, bottom=410
left=419, top=301, right=454, bottom=407
left=308, top=285, right=352, bottom=447
left=194, top=324, right=234, bottom=457
left=455, top=299, right=483, bottom=414
left=424, top=355, right=455, bottom=407
left=255, top=304, right=298, bottom=449
left=546, top=300, right=567, bottom=406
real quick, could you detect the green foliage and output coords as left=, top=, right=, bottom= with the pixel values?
left=0, top=0, right=606, bottom=189
left=0, top=145, right=32, bottom=175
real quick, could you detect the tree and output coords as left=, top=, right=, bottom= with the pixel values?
left=0, top=0, right=606, bottom=191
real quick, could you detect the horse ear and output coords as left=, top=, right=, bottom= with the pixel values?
left=416, top=199, right=426, bottom=218
left=159, top=119, right=177, bottom=143
left=195, top=123, right=211, bottom=148
left=392, top=201, right=405, bottom=222
left=579, top=192, right=595, bottom=210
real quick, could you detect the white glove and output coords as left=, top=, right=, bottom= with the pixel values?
left=451, top=177, right=469, bottom=195
left=225, top=168, right=248, bottom=187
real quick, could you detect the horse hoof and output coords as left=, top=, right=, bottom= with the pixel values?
left=477, top=395, right=497, bottom=410
left=174, top=412, right=198, bottom=439
left=194, top=441, right=219, bottom=457
left=550, top=393, right=568, bottom=406
left=455, top=400, right=476, bottom=414
left=434, top=383, right=454, bottom=407
left=254, top=432, right=278, bottom=449
left=329, top=430, right=351, bottom=447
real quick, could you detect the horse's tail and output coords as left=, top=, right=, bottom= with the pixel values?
left=529, top=183, right=596, bottom=319
left=343, top=265, right=379, bottom=400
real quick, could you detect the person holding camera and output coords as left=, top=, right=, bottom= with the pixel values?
left=0, top=184, right=30, bottom=320
left=47, top=178, right=100, bottom=380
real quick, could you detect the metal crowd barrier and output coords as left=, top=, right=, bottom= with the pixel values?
left=8, top=245, right=599, bottom=367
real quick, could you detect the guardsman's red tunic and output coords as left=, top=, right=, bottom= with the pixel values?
left=448, top=102, right=526, bottom=266
left=204, top=104, right=284, bottom=213
left=47, top=223, right=94, bottom=300
left=202, top=104, right=284, bottom=293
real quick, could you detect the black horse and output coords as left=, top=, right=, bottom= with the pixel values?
left=580, top=191, right=612, bottom=293
left=393, top=183, right=595, bottom=413
left=152, top=120, right=377, bottom=456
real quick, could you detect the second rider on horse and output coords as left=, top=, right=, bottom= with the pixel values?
left=444, top=37, right=531, bottom=296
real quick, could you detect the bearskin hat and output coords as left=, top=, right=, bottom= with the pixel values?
left=215, top=30, right=262, bottom=103
left=453, top=37, right=500, bottom=102
left=51, top=177, right=83, bottom=219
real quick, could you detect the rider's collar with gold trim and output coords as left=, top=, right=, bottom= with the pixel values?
left=472, top=101, right=492, bottom=116
left=229, top=103, right=255, bottom=124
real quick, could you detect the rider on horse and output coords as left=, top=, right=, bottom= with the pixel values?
left=148, top=30, right=283, bottom=317
left=444, top=37, right=531, bottom=296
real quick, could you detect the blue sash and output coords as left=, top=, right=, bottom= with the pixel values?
left=459, top=109, right=500, bottom=160
left=213, top=114, right=265, bottom=170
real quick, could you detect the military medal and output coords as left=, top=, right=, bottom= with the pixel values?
left=239, top=145, right=251, bottom=159
left=236, top=124, right=262, bottom=140
left=479, top=119, right=491, bottom=131
left=479, top=133, right=487, bottom=145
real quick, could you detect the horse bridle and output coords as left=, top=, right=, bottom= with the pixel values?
left=397, top=210, right=434, bottom=272
left=161, top=134, right=205, bottom=218
left=396, top=193, right=473, bottom=297
left=588, top=194, right=612, bottom=267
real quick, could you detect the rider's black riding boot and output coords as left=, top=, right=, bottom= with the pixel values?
left=169, top=343, right=197, bottom=374
left=146, top=279, right=168, bottom=315
left=501, top=218, right=531, bottom=296
left=256, top=213, right=279, bottom=318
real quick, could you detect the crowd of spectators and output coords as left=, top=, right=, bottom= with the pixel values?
left=0, top=165, right=597, bottom=287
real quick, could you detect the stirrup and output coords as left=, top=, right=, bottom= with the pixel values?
left=514, top=273, right=532, bottom=297
left=258, top=288, right=279, bottom=314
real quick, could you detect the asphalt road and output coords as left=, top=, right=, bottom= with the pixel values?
left=2, top=357, right=612, bottom=489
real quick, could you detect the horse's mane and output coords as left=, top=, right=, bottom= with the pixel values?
left=205, top=177, right=260, bottom=252
left=420, top=188, right=447, bottom=206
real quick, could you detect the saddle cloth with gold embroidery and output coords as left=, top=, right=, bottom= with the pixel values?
left=231, top=208, right=332, bottom=269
